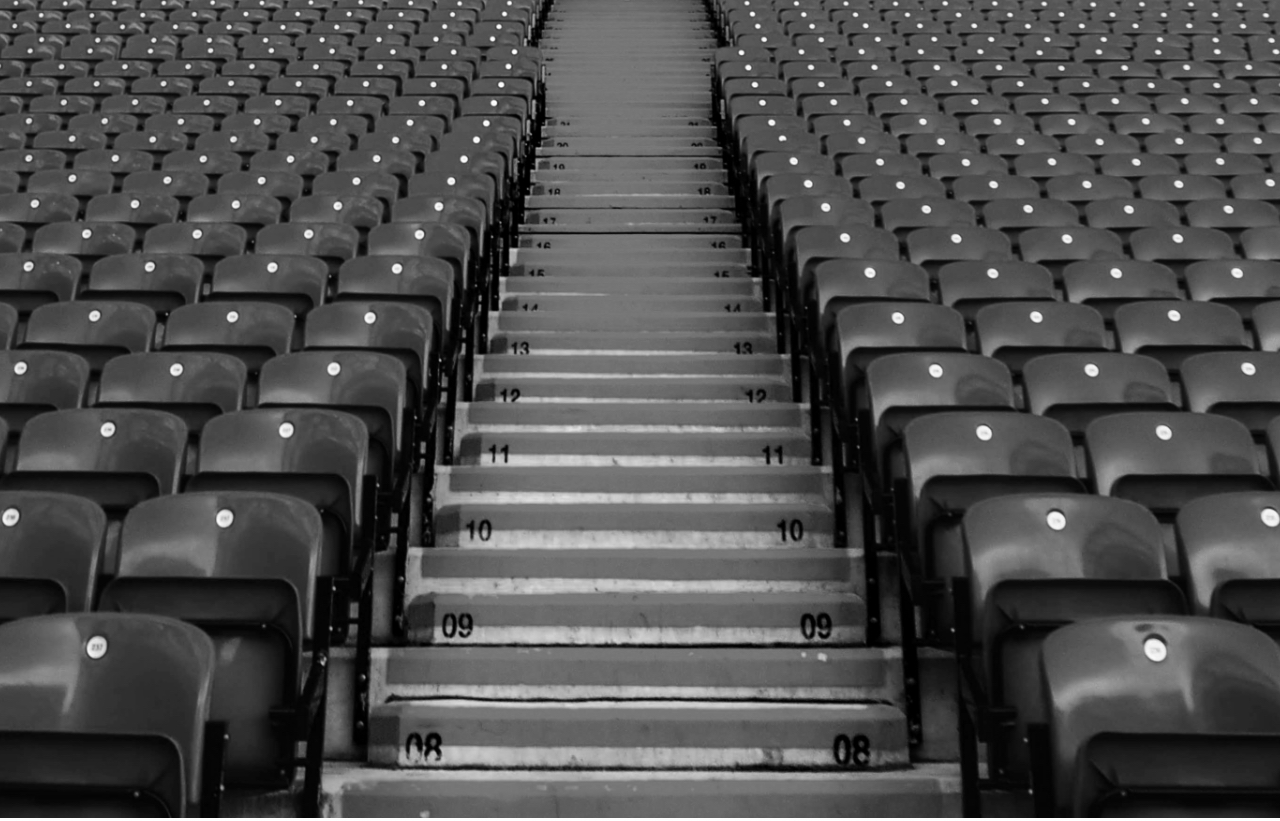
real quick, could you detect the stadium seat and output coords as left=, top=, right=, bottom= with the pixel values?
left=957, top=493, right=1181, bottom=788
left=185, top=408, right=370, bottom=579
left=0, top=490, right=106, bottom=622
left=901, top=410, right=1084, bottom=639
left=1035, top=617, right=1280, bottom=816
left=0, top=612, right=218, bottom=817
left=102, top=491, right=325, bottom=788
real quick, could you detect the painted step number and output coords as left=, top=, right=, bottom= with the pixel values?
left=833, top=733, right=871, bottom=768
left=405, top=731, right=443, bottom=764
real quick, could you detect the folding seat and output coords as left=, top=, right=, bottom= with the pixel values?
left=1129, top=226, right=1239, bottom=273
left=1143, top=131, right=1223, bottom=159
left=1087, top=411, right=1271, bottom=555
left=957, top=493, right=1179, bottom=785
left=1082, top=198, right=1182, bottom=236
left=982, top=198, right=1079, bottom=231
left=0, top=611, right=216, bottom=817
left=936, top=261, right=1056, bottom=319
left=1244, top=226, right=1280, bottom=261
left=83, top=192, right=181, bottom=229
left=1112, top=111, right=1186, bottom=136
left=141, top=221, right=246, bottom=271
left=1023, top=352, right=1178, bottom=439
left=23, top=299, right=155, bottom=374
left=123, top=169, right=211, bottom=202
left=185, top=408, right=369, bottom=579
left=1114, top=300, right=1251, bottom=374
left=101, top=491, right=324, bottom=788
left=29, top=221, right=136, bottom=268
left=259, top=350, right=412, bottom=499
left=974, top=301, right=1108, bottom=372
left=0, top=489, right=106, bottom=622
left=80, top=253, right=202, bottom=314
left=97, top=350, right=245, bottom=436
left=1183, top=152, right=1268, bottom=178
left=163, top=302, right=294, bottom=374
left=880, top=198, right=977, bottom=236
left=185, top=192, right=283, bottom=229
left=1035, top=617, right=1280, bottom=816
left=901, top=410, right=1084, bottom=639
left=790, top=224, right=900, bottom=294
left=1185, top=259, right=1280, bottom=319
left=1136, top=173, right=1230, bottom=207
left=1230, top=173, right=1280, bottom=204
left=0, top=343, right=90, bottom=439
left=206, top=252, right=326, bottom=316
left=926, top=153, right=1009, bottom=182
left=808, top=259, right=933, bottom=353
left=906, top=226, right=1012, bottom=270
left=0, top=252, right=81, bottom=316
left=1186, top=198, right=1280, bottom=234
left=952, top=174, right=1042, bottom=206
left=865, top=352, right=1016, bottom=486
left=0, top=407, right=186, bottom=520
left=1177, top=491, right=1280, bottom=637
left=303, top=301, right=435, bottom=410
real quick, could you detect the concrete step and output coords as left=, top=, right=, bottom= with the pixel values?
left=493, top=311, right=772, bottom=333
left=371, top=645, right=895, bottom=700
left=431, top=503, right=836, bottom=548
left=531, top=170, right=728, bottom=183
left=404, top=587, right=866, bottom=646
left=513, top=243, right=748, bottom=260
left=509, top=261, right=753, bottom=278
left=367, top=700, right=910, bottom=770
left=455, top=400, right=809, bottom=429
left=544, top=125, right=718, bottom=139
left=472, top=374, right=792, bottom=402
left=534, top=156, right=723, bottom=172
left=491, top=330, right=776, bottom=354
left=525, top=193, right=737, bottom=209
left=528, top=181, right=729, bottom=198
left=497, top=294, right=760, bottom=313
left=323, top=766, right=962, bottom=817
left=502, top=276, right=758, bottom=296
left=537, top=140, right=719, bottom=156
left=454, top=429, right=812, bottom=465
left=523, top=208, right=736, bottom=228
left=436, top=465, right=831, bottom=498
left=476, top=353, right=786, bottom=376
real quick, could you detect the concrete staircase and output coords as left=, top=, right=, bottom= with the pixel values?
left=320, top=0, right=961, bottom=813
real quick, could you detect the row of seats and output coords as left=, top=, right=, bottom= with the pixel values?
left=0, top=0, right=545, bottom=808
left=0, top=490, right=325, bottom=797
left=712, top=0, right=1280, bottom=813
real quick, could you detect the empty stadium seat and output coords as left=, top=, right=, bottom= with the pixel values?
left=1035, top=617, right=1280, bottom=815
left=103, top=492, right=325, bottom=789
left=958, top=493, right=1181, bottom=789
left=0, top=612, right=218, bottom=816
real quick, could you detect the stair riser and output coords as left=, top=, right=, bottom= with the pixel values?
left=368, top=703, right=910, bottom=770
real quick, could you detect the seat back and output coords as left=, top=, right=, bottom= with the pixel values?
left=1178, top=491, right=1280, bottom=637
left=0, top=349, right=89, bottom=436
left=97, top=351, right=246, bottom=435
left=258, top=350, right=408, bottom=485
left=3, top=408, right=187, bottom=516
left=1042, top=617, right=1280, bottom=816
left=188, top=408, right=367, bottom=577
left=103, top=491, right=322, bottom=788
left=963, top=493, right=1181, bottom=779
left=1086, top=411, right=1272, bottom=518
left=0, top=491, right=105, bottom=622
left=0, top=612, right=215, bottom=816
left=904, top=411, right=1084, bottom=639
